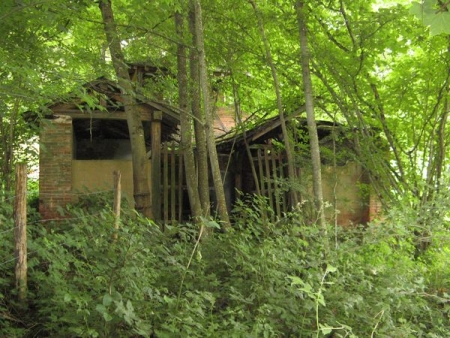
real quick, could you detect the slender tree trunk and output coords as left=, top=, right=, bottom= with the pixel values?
left=231, top=74, right=271, bottom=223
left=0, top=97, right=19, bottom=195
left=175, top=10, right=203, bottom=221
left=296, top=0, right=327, bottom=231
left=98, top=0, right=152, bottom=218
left=14, top=163, right=27, bottom=302
left=188, top=6, right=210, bottom=217
left=0, top=115, right=9, bottom=195
left=435, top=103, right=448, bottom=188
left=191, top=0, right=230, bottom=228
left=249, top=0, right=299, bottom=207
left=431, top=42, right=450, bottom=196
left=231, top=75, right=261, bottom=196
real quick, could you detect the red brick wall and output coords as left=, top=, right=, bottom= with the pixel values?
left=39, top=116, right=73, bottom=220
left=368, top=189, right=383, bottom=222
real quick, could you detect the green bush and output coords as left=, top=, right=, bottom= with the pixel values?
left=0, top=194, right=449, bottom=337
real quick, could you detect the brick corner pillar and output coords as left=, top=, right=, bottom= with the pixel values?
left=151, top=111, right=162, bottom=222
left=39, top=115, right=73, bottom=220
left=368, top=190, right=383, bottom=222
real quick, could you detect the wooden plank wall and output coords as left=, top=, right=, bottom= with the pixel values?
left=251, top=145, right=287, bottom=220
left=161, top=145, right=185, bottom=225
left=159, top=144, right=288, bottom=225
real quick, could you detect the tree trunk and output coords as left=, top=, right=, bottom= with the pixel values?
left=188, top=6, right=210, bottom=217
left=249, top=0, right=299, bottom=207
left=296, top=0, right=327, bottom=231
left=14, top=163, right=27, bottom=302
left=231, top=75, right=262, bottom=196
left=0, top=97, right=19, bottom=196
left=191, top=0, right=231, bottom=228
left=175, top=10, right=203, bottom=221
left=98, top=0, right=152, bottom=218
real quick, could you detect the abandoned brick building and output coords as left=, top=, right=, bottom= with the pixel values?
left=39, top=65, right=381, bottom=225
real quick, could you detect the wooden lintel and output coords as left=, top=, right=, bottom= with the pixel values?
left=50, top=110, right=153, bottom=121
left=153, top=110, right=163, bottom=121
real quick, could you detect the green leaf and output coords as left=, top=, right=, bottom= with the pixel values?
left=410, top=1, right=450, bottom=36
left=95, top=304, right=113, bottom=322
left=427, top=12, right=450, bottom=36
left=205, top=220, right=221, bottom=229
left=317, top=293, right=326, bottom=306
left=133, top=320, right=152, bottom=336
left=288, top=275, right=304, bottom=285
left=326, top=264, right=337, bottom=273
left=319, top=324, right=333, bottom=335
left=103, top=293, right=113, bottom=307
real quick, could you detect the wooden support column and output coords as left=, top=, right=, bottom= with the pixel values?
left=14, top=163, right=27, bottom=302
left=112, top=170, right=121, bottom=241
left=151, top=111, right=162, bottom=222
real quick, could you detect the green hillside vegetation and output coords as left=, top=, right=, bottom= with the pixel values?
left=1, top=0, right=450, bottom=336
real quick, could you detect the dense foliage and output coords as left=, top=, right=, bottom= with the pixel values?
left=2, top=0, right=450, bottom=203
left=1, top=194, right=449, bottom=337
left=1, top=0, right=450, bottom=336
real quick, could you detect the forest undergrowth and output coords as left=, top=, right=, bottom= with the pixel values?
left=0, top=193, right=449, bottom=337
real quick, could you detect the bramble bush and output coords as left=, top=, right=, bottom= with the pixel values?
left=0, top=192, right=449, bottom=337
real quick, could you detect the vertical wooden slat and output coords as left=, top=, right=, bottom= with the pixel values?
left=297, top=164, right=303, bottom=210
left=170, top=147, right=176, bottom=222
left=235, top=153, right=243, bottom=191
left=257, top=148, right=265, bottom=196
left=264, top=146, right=274, bottom=217
left=14, top=163, right=27, bottom=302
left=280, top=152, right=287, bottom=213
left=271, top=149, right=282, bottom=217
left=151, top=111, right=162, bottom=222
left=178, top=149, right=183, bottom=222
left=113, top=170, right=121, bottom=241
left=163, top=145, right=169, bottom=225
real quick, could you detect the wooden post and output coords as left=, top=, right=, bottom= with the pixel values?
left=151, top=111, right=162, bottom=222
left=271, top=150, right=282, bottom=217
left=14, top=163, right=27, bottom=302
left=178, top=150, right=184, bottom=222
left=163, top=145, right=169, bottom=225
left=113, top=170, right=121, bottom=241
left=170, top=147, right=176, bottom=222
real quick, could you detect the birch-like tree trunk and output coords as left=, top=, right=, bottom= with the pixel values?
left=98, top=0, right=152, bottom=218
left=296, top=0, right=327, bottom=232
left=188, top=6, right=210, bottom=217
left=175, top=10, right=203, bottom=221
left=191, top=0, right=230, bottom=228
left=0, top=97, right=19, bottom=195
left=249, top=0, right=299, bottom=207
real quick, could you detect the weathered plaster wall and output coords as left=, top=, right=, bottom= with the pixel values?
left=71, top=160, right=151, bottom=204
left=321, top=162, right=370, bottom=226
left=289, top=162, right=372, bottom=226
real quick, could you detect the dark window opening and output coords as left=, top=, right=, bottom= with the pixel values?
left=72, top=119, right=151, bottom=160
